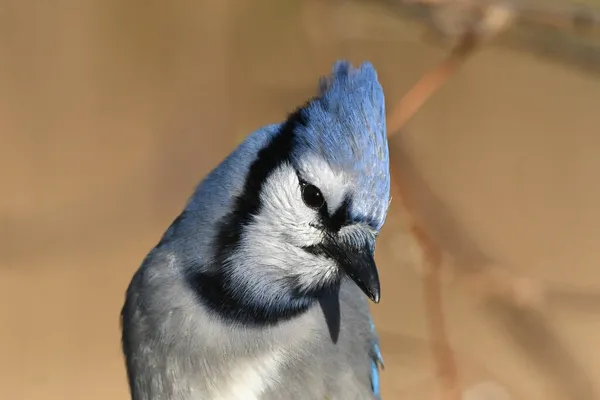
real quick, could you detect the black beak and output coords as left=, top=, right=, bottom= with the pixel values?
left=321, top=236, right=381, bottom=303
left=341, top=242, right=380, bottom=303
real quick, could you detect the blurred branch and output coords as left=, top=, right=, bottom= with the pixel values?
left=385, top=30, right=482, bottom=400
left=397, top=0, right=600, bottom=38
left=369, top=0, right=600, bottom=76
left=387, top=30, right=477, bottom=134
left=378, top=1, right=600, bottom=397
left=388, top=152, right=463, bottom=400
left=384, top=5, right=516, bottom=396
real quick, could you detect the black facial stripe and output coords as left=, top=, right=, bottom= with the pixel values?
left=303, top=243, right=329, bottom=258
left=217, top=109, right=307, bottom=249
left=318, top=196, right=352, bottom=233
left=186, top=101, right=317, bottom=326
left=302, top=233, right=358, bottom=264
left=297, top=169, right=352, bottom=234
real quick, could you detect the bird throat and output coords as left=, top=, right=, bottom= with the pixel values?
left=186, top=266, right=318, bottom=326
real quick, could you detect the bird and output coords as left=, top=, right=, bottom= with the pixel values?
left=121, top=60, right=390, bottom=400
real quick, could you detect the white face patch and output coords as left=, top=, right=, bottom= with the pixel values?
left=255, top=163, right=323, bottom=248
left=232, top=159, right=353, bottom=293
left=295, top=154, right=353, bottom=216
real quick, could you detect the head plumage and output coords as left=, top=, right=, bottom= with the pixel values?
left=291, top=60, right=390, bottom=231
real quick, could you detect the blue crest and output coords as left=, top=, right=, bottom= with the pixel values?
left=292, top=60, right=390, bottom=231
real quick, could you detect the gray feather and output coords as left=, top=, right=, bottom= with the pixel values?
left=121, top=60, right=388, bottom=400
left=122, top=250, right=377, bottom=399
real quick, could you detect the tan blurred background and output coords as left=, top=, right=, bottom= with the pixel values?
left=2, top=1, right=600, bottom=399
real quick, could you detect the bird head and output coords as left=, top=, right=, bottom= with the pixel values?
left=177, top=61, right=390, bottom=324
left=216, top=60, right=389, bottom=305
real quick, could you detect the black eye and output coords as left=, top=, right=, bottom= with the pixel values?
left=301, top=182, right=325, bottom=209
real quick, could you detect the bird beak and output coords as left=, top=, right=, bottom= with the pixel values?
left=340, top=242, right=381, bottom=303
left=323, top=233, right=381, bottom=304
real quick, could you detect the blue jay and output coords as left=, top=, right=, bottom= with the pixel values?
left=121, top=60, right=390, bottom=400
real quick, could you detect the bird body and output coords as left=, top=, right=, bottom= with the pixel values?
left=122, top=60, right=390, bottom=400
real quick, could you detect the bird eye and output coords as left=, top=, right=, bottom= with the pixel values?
left=301, top=182, right=325, bottom=209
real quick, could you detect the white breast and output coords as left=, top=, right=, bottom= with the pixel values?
left=213, top=349, right=286, bottom=400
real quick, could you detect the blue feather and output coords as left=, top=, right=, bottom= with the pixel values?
left=369, top=318, right=384, bottom=399
left=294, top=61, right=389, bottom=397
left=289, top=60, right=390, bottom=231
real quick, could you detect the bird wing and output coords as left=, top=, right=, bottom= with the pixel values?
left=369, top=317, right=385, bottom=399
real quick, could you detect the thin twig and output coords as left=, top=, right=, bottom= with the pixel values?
left=386, top=32, right=478, bottom=400
left=388, top=153, right=463, bottom=400
left=387, top=31, right=477, bottom=135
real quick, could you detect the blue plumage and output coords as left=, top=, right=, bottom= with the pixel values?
left=290, top=61, right=390, bottom=231
left=121, top=60, right=390, bottom=400
left=298, top=61, right=389, bottom=399
left=296, top=60, right=389, bottom=399
left=370, top=318, right=385, bottom=399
